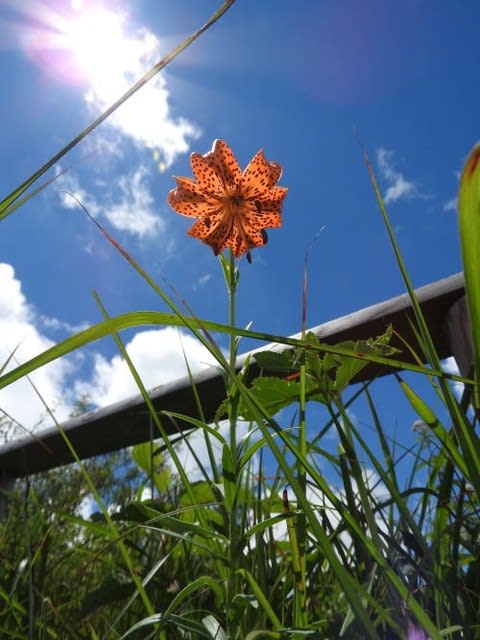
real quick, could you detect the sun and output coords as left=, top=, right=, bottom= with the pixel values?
left=17, top=1, right=146, bottom=99
left=59, top=6, right=134, bottom=99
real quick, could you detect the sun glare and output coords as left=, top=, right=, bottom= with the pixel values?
left=60, top=6, right=157, bottom=105
left=12, top=0, right=199, bottom=167
left=65, top=9, right=126, bottom=82
left=58, top=6, right=141, bottom=101
left=17, top=2, right=153, bottom=98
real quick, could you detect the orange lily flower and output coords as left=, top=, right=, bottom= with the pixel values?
left=168, top=139, right=288, bottom=259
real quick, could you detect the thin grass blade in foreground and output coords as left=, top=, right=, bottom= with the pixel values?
left=0, top=309, right=469, bottom=393
left=357, top=136, right=440, bottom=372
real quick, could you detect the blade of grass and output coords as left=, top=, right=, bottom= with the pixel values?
left=0, top=311, right=469, bottom=393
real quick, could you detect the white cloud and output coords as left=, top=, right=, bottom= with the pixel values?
left=103, top=166, right=164, bottom=238
left=442, top=356, right=463, bottom=399
left=56, top=165, right=163, bottom=239
left=76, top=493, right=96, bottom=520
left=443, top=197, right=457, bottom=213
left=412, top=420, right=429, bottom=435
left=74, top=327, right=220, bottom=408
left=98, top=79, right=200, bottom=167
left=38, top=314, right=90, bottom=335
left=56, top=169, right=100, bottom=216
left=376, top=148, right=419, bottom=204
left=192, top=273, right=213, bottom=291
left=0, top=264, right=75, bottom=441
left=72, top=9, right=201, bottom=166
left=198, top=274, right=212, bottom=287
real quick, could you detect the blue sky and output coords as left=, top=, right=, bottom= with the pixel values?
left=0, top=0, right=475, bottom=459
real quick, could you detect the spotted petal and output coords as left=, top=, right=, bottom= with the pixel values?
left=204, top=139, right=242, bottom=191
left=168, top=180, right=220, bottom=218
left=189, top=215, right=235, bottom=256
left=268, top=161, right=283, bottom=185
left=190, top=139, right=242, bottom=197
left=190, top=152, right=225, bottom=198
left=187, top=211, right=224, bottom=240
left=230, top=221, right=266, bottom=257
left=263, top=186, right=289, bottom=203
left=241, top=150, right=274, bottom=199
left=244, top=202, right=282, bottom=229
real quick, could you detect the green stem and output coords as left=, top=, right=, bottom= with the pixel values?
left=293, top=256, right=309, bottom=626
left=294, top=360, right=308, bottom=626
left=228, top=249, right=238, bottom=455
left=222, top=249, right=241, bottom=635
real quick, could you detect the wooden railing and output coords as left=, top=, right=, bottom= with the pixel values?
left=0, top=272, right=469, bottom=481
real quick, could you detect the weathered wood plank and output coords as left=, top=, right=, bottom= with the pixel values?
left=0, top=272, right=466, bottom=478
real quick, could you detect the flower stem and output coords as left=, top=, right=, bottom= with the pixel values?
left=228, top=248, right=238, bottom=443
left=221, top=248, right=241, bottom=634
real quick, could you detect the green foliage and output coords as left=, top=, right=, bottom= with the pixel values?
left=240, top=329, right=399, bottom=418
left=4, top=171, right=480, bottom=638
left=131, top=442, right=171, bottom=494
left=459, top=143, right=480, bottom=409
left=0, top=2, right=480, bottom=637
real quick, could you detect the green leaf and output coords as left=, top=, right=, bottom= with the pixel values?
left=163, top=577, right=224, bottom=621
left=236, top=568, right=282, bottom=630
left=178, top=481, right=225, bottom=530
left=238, top=377, right=303, bottom=419
left=0, top=311, right=453, bottom=393
left=396, top=376, right=468, bottom=477
left=253, top=351, right=295, bottom=373
left=202, top=614, right=228, bottom=640
left=244, top=513, right=290, bottom=539
left=241, top=329, right=398, bottom=418
left=131, top=442, right=171, bottom=493
left=119, top=613, right=213, bottom=639
left=178, top=480, right=217, bottom=508
left=458, top=142, right=480, bottom=406
left=301, top=329, right=397, bottom=396
left=113, top=500, right=219, bottom=539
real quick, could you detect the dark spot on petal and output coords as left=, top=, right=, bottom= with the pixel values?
left=254, top=199, right=262, bottom=213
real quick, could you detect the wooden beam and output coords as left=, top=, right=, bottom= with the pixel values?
left=0, top=272, right=466, bottom=478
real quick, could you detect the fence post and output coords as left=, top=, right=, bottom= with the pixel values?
left=444, top=295, right=473, bottom=378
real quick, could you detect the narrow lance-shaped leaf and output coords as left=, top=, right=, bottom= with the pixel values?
left=458, top=142, right=480, bottom=407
